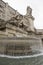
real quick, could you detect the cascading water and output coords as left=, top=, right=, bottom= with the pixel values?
left=0, top=53, right=43, bottom=65
left=0, top=37, right=43, bottom=65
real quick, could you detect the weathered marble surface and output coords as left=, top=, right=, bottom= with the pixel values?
left=0, top=0, right=43, bottom=56
left=0, top=0, right=35, bottom=37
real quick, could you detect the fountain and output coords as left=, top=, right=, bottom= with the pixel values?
left=0, top=36, right=43, bottom=65
left=0, top=37, right=42, bottom=56
left=0, top=0, right=43, bottom=65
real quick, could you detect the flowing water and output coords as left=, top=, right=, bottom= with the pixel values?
left=0, top=37, right=43, bottom=65
left=0, top=53, right=43, bottom=65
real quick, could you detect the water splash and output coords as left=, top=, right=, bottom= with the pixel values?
left=0, top=52, right=43, bottom=59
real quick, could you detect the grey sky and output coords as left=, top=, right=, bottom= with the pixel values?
left=3, top=0, right=43, bottom=29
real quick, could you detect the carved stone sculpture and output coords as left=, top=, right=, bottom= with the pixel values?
left=26, top=6, right=32, bottom=16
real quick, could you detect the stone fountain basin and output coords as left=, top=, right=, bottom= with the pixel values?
left=0, top=37, right=42, bottom=56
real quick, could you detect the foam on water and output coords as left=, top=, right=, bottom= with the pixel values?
left=0, top=53, right=43, bottom=59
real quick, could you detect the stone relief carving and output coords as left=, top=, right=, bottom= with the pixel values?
left=0, top=2, right=34, bottom=33
left=6, top=12, right=32, bottom=32
left=7, top=14, right=23, bottom=27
